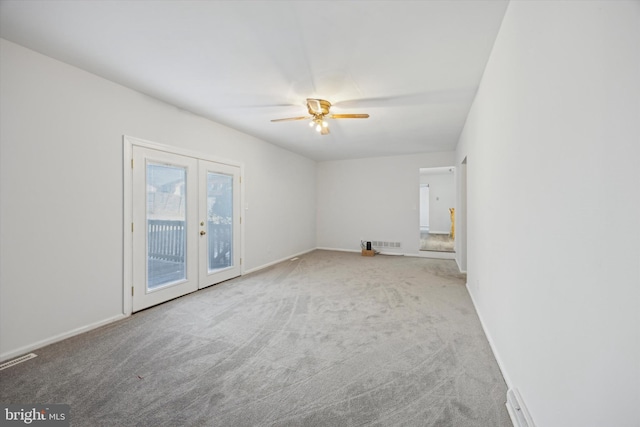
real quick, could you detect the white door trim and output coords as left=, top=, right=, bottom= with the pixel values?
left=123, top=135, right=245, bottom=316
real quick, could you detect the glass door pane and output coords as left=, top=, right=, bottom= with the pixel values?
left=132, top=146, right=198, bottom=313
left=206, top=172, right=233, bottom=272
left=147, top=164, right=187, bottom=289
left=198, top=160, right=240, bottom=289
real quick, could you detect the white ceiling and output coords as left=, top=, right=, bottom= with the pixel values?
left=0, top=0, right=508, bottom=161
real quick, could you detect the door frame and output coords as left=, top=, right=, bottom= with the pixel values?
left=123, top=135, right=245, bottom=315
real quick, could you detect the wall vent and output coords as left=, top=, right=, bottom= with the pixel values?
left=371, top=241, right=402, bottom=249
left=0, top=353, right=37, bottom=371
left=506, top=388, right=535, bottom=427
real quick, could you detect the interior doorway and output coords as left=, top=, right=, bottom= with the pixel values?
left=419, top=167, right=455, bottom=255
left=420, top=184, right=430, bottom=232
left=458, top=157, right=468, bottom=272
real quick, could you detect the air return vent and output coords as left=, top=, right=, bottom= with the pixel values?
left=0, top=353, right=37, bottom=371
left=371, top=241, right=402, bottom=249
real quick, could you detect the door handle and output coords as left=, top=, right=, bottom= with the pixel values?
left=200, top=230, right=206, bottom=236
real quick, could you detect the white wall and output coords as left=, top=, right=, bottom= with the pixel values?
left=456, top=2, right=640, bottom=426
left=420, top=170, right=455, bottom=234
left=317, top=152, right=455, bottom=254
left=0, top=39, right=316, bottom=360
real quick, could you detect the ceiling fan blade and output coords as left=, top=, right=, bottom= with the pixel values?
left=270, top=116, right=310, bottom=122
left=334, top=88, right=476, bottom=108
left=227, top=102, right=301, bottom=109
left=329, top=114, right=370, bottom=119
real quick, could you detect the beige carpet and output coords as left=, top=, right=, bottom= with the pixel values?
left=420, top=232, right=455, bottom=252
left=0, top=250, right=509, bottom=426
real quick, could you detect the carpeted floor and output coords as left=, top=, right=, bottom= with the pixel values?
left=0, top=250, right=510, bottom=426
left=420, top=232, right=455, bottom=252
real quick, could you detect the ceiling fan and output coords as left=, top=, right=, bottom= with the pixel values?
left=271, top=98, right=369, bottom=135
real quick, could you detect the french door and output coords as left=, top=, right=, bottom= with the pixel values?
left=132, top=146, right=240, bottom=312
left=198, top=160, right=241, bottom=287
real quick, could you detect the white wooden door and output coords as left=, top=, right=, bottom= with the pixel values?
left=198, top=160, right=241, bottom=288
left=132, top=148, right=241, bottom=312
left=132, top=147, right=199, bottom=312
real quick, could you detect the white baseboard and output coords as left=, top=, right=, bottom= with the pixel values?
left=318, top=248, right=458, bottom=260
left=317, top=247, right=410, bottom=257
left=465, top=284, right=513, bottom=390
left=242, top=248, right=316, bottom=275
left=315, top=247, right=360, bottom=254
left=1, top=248, right=319, bottom=363
left=0, top=313, right=127, bottom=363
left=465, top=284, right=526, bottom=426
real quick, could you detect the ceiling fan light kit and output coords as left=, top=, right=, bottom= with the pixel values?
left=271, top=98, right=369, bottom=135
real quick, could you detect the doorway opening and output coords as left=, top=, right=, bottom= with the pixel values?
left=458, top=157, right=468, bottom=272
left=419, top=167, right=455, bottom=254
